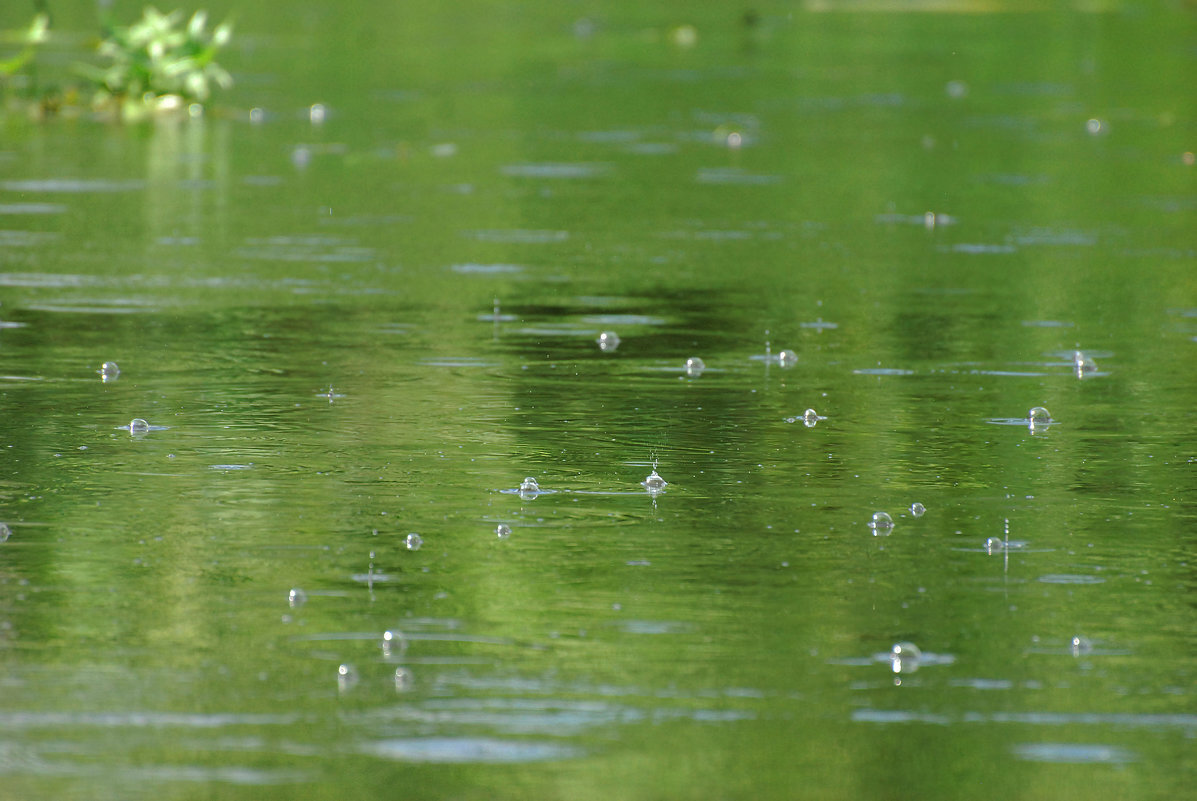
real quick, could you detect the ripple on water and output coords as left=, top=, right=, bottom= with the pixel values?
left=500, top=163, right=611, bottom=179
left=467, top=229, right=569, bottom=243
left=0, top=179, right=145, bottom=193
left=1012, top=743, right=1134, bottom=764
left=360, top=736, right=580, bottom=764
left=695, top=167, right=781, bottom=185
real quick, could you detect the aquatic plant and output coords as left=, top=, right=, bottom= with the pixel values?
left=79, top=6, right=233, bottom=117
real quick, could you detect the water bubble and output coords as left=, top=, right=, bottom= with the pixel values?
left=684, top=357, right=706, bottom=376
left=890, top=641, right=922, bottom=674
left=726, top=131, right=743, bottom=149
left=0, top=522, right=10, bottom=543
left=495, top=523, right=512, bottom=539
left=382, top=629, right=407, bottom=658
left=337, top=663, right=358, bottom=690
left=868, top=511, right=894, bottom=535
left=519, top=476, right=540, bottom=493
left=642, top=470, right=668, bottom=492
left=1071, top=635, right=1093, bottom=656
left=99, top=361, right=120, bottom=381
left=910, top=502, right=926, bottom=518
left=1027, top=406, right=1052, bottom=429
left=394, top=667, right=414, bottom=692
left=945, top=79, right=969, bottom=99
left=309, top=103, right=327, bottom=124
left=128, top=418, right=150, bottom=434
left=1073, top=350, right=1097, bottom=377
left=249, top=107, right=265, bottom=124
left=985, top=536, right=1006, bottom=554
left=404, top=533, right=423, bottom=551
left=778, top=349, right=798, bottom=367
left=597, top=331, right=621, bottom=352
left=287, top=587, right=307, bottom=607
left=803, top=408, right=822, bottom=427
left=1085, top=118, right=1104, bottom=135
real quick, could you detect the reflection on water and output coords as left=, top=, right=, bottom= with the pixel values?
left=0, top=1, right=1193, bottom=799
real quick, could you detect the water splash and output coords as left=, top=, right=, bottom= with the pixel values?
left=1073, top=350, right=1097, bottom=378
left=642, top=469, right=668, bottom=493
left=786, top=408, right=826, bottom=427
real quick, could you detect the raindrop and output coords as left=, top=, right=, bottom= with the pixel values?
left=128, top=418, right=150, bottom=434
left=868, top=511, right=894, bottom=535
left=778, top=349, right=798, bottom=367
left=519, top=476, right=540, bottom=493
left=382, top=629, right=407, bottom=658
left=287, top=587, right=307, bottom=607
left=910, top=502, right=926, bottom=518
left=337, top=663, right=358, bottom=689
left=0, top=522, right=10, bottom=543
left=890, top=641, right=922, bottom=674
left=99, top=361, right=120, bottom=381
left=1071, top=636, right=1093, bottom=656
left=405, top=533, right=423, bottom=551
left=642, top=470, right=668, bottom=492
left=684, top=357, right=706, bottom=376
left=496, top=523, right=512, bottom=539
left=1028, top=406, right=1052, bottom=429
left=1073, top=350, right=1097, bottom=377
left=394, top=667, right=414, bottom=692
left=597, top=331, right=621, bottom=352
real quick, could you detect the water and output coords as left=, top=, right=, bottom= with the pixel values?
left=0, top=2, right=1193, bottom=799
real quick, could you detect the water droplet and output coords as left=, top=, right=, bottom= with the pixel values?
left=803, top=408, right=821, bottom=427
left=890, top=641, right=922, bottom=673
left=99, top=361, right=120, bottom=381
left=519, top=476, right=540, bottom=493
left=394, top=667, right=414, bottom=692
left=287, top=588, right=307, bottom=607
left=1071, top=636, right=1093, bottom=656
left=597, top=331, right=621, bottom=352
left=684, top=357, right=705, bottom=376
left=868, top=511, right=894, bottom=535
left=985, top=536, right=1006, bottom=554
left=404, top=533, right=423, bottom=551
left=382, top=629, right=407, bottom=657
left=642, top=470, right=668, bottom=491
left=910, top=502, right=926, bottom=517
left=495, top=523, right=512, bottom=539
left=309, top=103, right=327, bottom=124
left=1086, top=118, right=1104, bottom=135
left=249, top=107, right=265, bottom=124
left=1028, top=406, right=1052, bottom=429
left=1073, top=350, right=1097, bottom=377
left=778, top=349, right=797, bottom=367
left=128, top=418, right=150, bottom=433
left=0, top=522, right=10, bottom=543
left=337, top=663, right=358, bottom=689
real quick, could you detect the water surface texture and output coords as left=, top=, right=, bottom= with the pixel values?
left=0, top=2, right=1193, bottom=799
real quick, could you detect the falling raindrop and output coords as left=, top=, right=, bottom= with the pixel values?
left=495, top=523, right=512, bottom=539
left=99, top=361, right=120, bottom=381
left=868, top=511, right=894, bottom=535
left=287, top=587, right=307, bottom=607
left=685, top=357, right=706, bottom=376
left=910, top=502, right=926, bottom=518
left=642, top=470, right=668, bottom=492
left=128, top=418, right=150, bottom=434
left=405, top=533, right=423, bottom=551
left=597, top=331, right=621, bottom=352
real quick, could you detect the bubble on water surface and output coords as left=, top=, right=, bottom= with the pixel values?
left=597, top=331, right=620, bottom=351
left=890, top=642, right=922, bottom=674
left=985, top=536, right=1006, bottom=554
left=684, top=357, right=706, bottom=376
left=1073, top=350, right=1097, bottom=377
left=405, top=533, right=423, bottom=551
left=1028, top=406, right=1052, bottom=429
left=868, top=511, right=894, bottom=535
left=337, top=663, right=357, bottom=690
left=1085, top=118, right=1105, bottom=135
left=99, top=361, right=120, bottom=381
left=382, top=629, right=407, bottom=658
left=128, top=418, right=150, bottom=434
left=642, top=470, right=668, bottom=492
left=496, top=524, right=512, bottom=539
left=519, top=477, right=540, bottom=493
left=1071, top=636, right=1093, bottom=656
left=0, top=522, right=10, bottom=543
left=777, top=349, right=797, bottom=366
left=910, top=502, right=926, bottom=517
left=288, top=588, right=307, bottom=607
left=945, top=79, right=969, bottom=99
left=309, top=103, right=327, bottom=124
left=394, top=667, right=414, bottom=692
